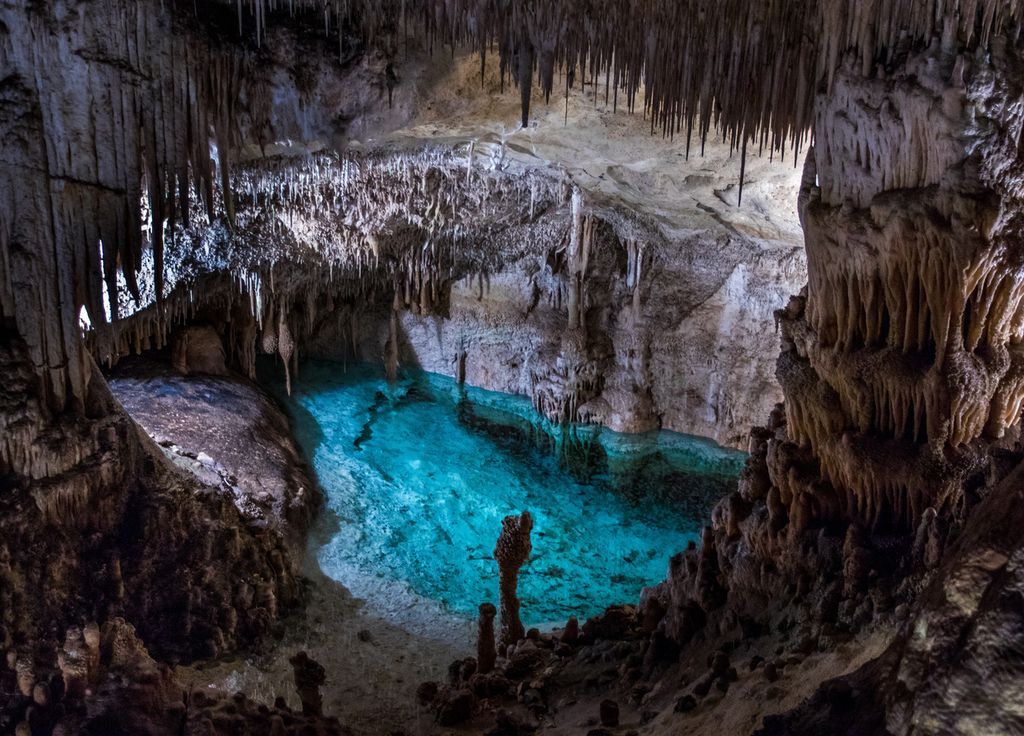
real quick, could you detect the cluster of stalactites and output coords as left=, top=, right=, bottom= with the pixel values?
left=1, top=0, right=257, bottom=416
left=229, top=0, right=1022, bottom=166
left=85, top=144, right=566, bottom=373
left=795, top=204, right=1024, bottom=451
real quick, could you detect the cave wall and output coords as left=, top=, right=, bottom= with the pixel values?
left=0, top=0, right=328, bottom=663
left=309, top=222, right=803, bottom=447
left=630, top=31, right=1024, bottom=736
left=783, top=37, right=1024, bottom=533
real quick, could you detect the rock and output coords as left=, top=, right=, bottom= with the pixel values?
left=710, top=651, right=730, bottom=677
left=437, top=688, right=476, bottom=726
left=693, top=677, right=713, bottom=697
left=15, top=656, right=34, bottom=698
left=674, top=694, right=698, bottom=712
left=583, top=605, right=637, bottom=641
left=764, top=662, right=780, bottom=682
left=489, top=708, right=537, bottom=736
left=562, top=617, right=580, bottom=645
left=494, top=512, right=533, bottom=650
left=505, top=646, right=547, bottom=680
left=171, top=325, right=227, bottom=376
left=416, top=681, right=440, bottom=705
left=468, top=672, right=512, bottom=698
left=599, top=699, right=620, bottom=727
left=477, top=603, right=498, bottom=674
left=58, top=626, right=89, bottom=699
left=289, top=651, right=326, bottom=717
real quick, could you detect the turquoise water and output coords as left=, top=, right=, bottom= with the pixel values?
left=267, top=360, right=744, bottom=626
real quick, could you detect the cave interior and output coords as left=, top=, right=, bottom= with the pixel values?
left=2, top=1, right=1024, bottom=735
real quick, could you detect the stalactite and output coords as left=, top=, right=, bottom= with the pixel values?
left=219, top=0, right=1023, bottom=158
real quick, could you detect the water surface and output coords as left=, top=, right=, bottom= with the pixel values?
left=267, top=360, right=744, bottom=626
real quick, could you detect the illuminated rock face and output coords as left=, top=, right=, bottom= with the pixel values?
left=781, top=41, right=1024, bottom=533
left=642, top=41, right=1024, bottom=709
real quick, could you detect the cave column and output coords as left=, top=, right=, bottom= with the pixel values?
left=778, top=40, right=1024, bottom=532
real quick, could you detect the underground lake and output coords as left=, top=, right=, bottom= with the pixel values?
left=264, top=360, right=746, bottom=628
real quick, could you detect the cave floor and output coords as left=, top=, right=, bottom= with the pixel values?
left=107, top=358, right=894, bottom=736
left=109, top=361, right=472, bottom=734
left=175, top=546, right=473, bottom=736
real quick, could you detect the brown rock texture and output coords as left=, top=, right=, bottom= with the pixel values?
left=477, top=603, right=498, bottom=675
left=1, top=618, right=348, bottom=735
left=171, top=326, right=228, bottom=376
left=494, top=512, right=534, bottom=651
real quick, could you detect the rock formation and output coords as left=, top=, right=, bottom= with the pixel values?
left=477, top=603, right=498, bottom=675
left=494, top=511, right=534, bottom=651
left=1, top=618, right=346, bottom=735
left=289, top=651, right=327, bottom=717
left=4, top=0, right=1024, bottom=734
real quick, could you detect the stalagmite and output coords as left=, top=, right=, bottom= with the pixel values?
left=493, top=511, right=533, bottom=651
left=289, top=651, right=326, bottom=717
left=58, top=627, right=89, bottom=699
left=476, top=603, right=498, bottom=674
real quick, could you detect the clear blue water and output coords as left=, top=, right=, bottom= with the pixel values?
left=266, top=360, right=744, bottom=626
